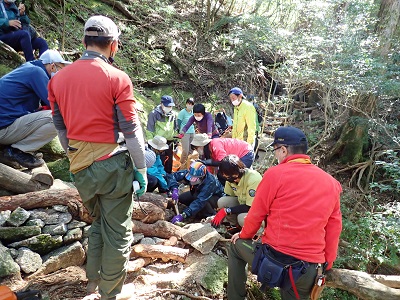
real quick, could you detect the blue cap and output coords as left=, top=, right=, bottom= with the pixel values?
left=228, top=87, right=243, bottom=95
left=161, top=95, right=175, bottom=107
left=272, top=126, right=308, bottom=147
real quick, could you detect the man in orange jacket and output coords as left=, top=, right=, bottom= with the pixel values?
left=227, top=126, right=342, bottom=300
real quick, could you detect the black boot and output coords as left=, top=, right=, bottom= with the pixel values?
left=1, top=146, right=45, bottom=169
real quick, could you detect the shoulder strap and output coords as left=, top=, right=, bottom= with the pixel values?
left=0, top=1, right=9, bottom=20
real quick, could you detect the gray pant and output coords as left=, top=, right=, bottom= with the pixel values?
left=228, top=239, right=318, bottom=300
left=180, top=133, right=194, bottom=169
left=74, top=152, right=135, bottom=299
left=0, top=110, right=57, bottom=153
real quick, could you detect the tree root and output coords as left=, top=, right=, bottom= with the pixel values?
left=137, top=288, right=213, bottom=300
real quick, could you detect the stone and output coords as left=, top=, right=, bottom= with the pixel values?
left=15, top=247, right=42, bottom=274
left=42, top=223, right=68, bottom=235
left=52, top=205, right=69, bottom=213
left=140, top=237, right=156, bottom=245
left=67, top=220, right=87, bottom=230
left=25, top=219, right=45, bottom=228
left=0, top=226, right=41, bottom=243
left=63, top=228, right=82, bottom=243
left=8, top=234, right=63, bottom=256
left=131, top=233, right=144, bottom=245
left=0, top=210, right=11, bottom=227
left=182, top=223, right=221, bottom=254
left=30, top=241, right=86, bottom=277
left=7, top=207, right=30, bottom=227
left=83, top=225, right=91, bottom=238
left=0, top=243, right=20, bottom=278
left=29, top=209, right=72, bottom=225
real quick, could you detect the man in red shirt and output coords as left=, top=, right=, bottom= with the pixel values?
left=48, top=15, right=147, bottom=300
left=228, top=126, right=342, bottom=300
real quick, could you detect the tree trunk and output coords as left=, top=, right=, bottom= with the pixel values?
left=0, top=163, right=51, bottom=193
left=132, top=201, right=165, bottom=223
left=130, top=244, right=189, bottom=263
left=0, top=188, right=92, bottom=224
left=326, top=268, right=400, bottom=300
left=131, top=220, right=186, bottom=239
left=375, top=0, right=400, bottom=57
left=137, top=193, right=169, bottom=209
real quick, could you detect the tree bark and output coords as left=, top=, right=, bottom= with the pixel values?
left=375, top=0, right=400, bottom=57
left=136, top=192, right=169, bottom=209
left=326, top=268, right=400, bottom=300
left=132, top=201, right=165, bottom=223
left=130, top=244, right=189, bottom=263
left=131, top=220, right=186, bottom=239
left=0, top=188, right=92, bottom=224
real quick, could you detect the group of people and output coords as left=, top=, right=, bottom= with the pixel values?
left=0, top=13, right=342, bottom=300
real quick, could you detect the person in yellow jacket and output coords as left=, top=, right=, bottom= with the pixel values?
left=211, top=154, right=262, bottom=229
left=229, top=87, right=257, bottom=147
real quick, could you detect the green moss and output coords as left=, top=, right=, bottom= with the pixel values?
left=200, top=255, right=227, bottom=294
left=47, top=157, right=73, bottom=182
left=0, top=65, right=13, bottom=77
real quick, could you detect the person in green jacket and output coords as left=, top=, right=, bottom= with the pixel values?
left=146, top=95, right=178, bottom=173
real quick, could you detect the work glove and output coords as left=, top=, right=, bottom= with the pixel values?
left=211, top=208, right=227, bottom=228
left=134, top=168, right=147, bottom=197
left=178, top=133, right=184, bottom=139
left=171, top=188, right=179, bottom=203
left=171, top=214, right=184, bottom=224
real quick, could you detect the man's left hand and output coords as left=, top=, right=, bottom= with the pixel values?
left=231, top=232, right=240, bottom=244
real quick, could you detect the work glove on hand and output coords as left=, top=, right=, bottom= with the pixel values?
left=211, top=208, right=227, bottom=228
left=134, top=168, right=147, bottom=197
left=171, top=214, right=184, bottom=224
left=178, top=133, right=184, bottom=139
left=171, top=188, right=179, bottom=203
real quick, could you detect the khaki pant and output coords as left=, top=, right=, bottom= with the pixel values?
left=227, top=239, right=318, bottom=300
left=217, top=196, right=247, bottom=226
left=0, top=110, right=57, bottom=153
left=74, top=152, right=135, bottom=299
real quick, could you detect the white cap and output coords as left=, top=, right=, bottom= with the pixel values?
left=84, top=15, right=120, bottom=39
left=39, top=50, right=71, bottom=65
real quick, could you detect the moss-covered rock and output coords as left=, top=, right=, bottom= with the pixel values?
left=8, top=234, right=63, bottom=256
left=47, top=158, right=73, bottom=182
left=0, top=226, right=41, bottom=242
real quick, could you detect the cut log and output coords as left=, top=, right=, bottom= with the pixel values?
left=0, top=163, right=50, bottom=193
left=371, top=275, right=400, bottom=289
left=326, top=268, right=400, bottom=300
left=132, top=201, right=165, bottom=223
left=132, top=220, right=186, bottom=239
left=130, top=244, right=189, bottom=263
left=137, top=192, right=169, bottom=209
left=127, top=257, right=153, bottom=273
left=0, top=188, right=92, bottom=224
left=24, top=163, right=54, bottom=187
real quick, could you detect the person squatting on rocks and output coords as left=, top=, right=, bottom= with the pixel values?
left=211, top=154, right=263, bottom=234
left=227, top=126, right=342, bottom=300
left=146, top=95, right=178, bottom=174
left=0, top=0, right=48, bottom=61
left=48, top=15, right=147, bottom=300
left=0, top=49, right=70, bottom=169
left=177, top=97, right=195, bottom=170
left=168, top=161, right=224, bottom=224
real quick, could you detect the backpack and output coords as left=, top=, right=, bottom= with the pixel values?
left=215, top=112, right=229, bottom=135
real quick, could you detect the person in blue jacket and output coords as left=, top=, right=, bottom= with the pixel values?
left=0, top=0, right=48, bottom=61
left=169, top=161, right=224, bottom=223
left=0, top=49, right=71, bottom=168
left=146, top=136, right=170, bottom=193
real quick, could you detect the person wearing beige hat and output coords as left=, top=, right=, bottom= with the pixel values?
left=190, top=133, right=255, bottom=168
left=146, top=136, right=170, bottom=193
left=48, top=15, right=147, bottom=300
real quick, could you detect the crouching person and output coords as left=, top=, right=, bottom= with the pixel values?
left=169, top=161, right=224, bottom=224
left=227, top=126, right=342, bottom=300
left=211, top=154, right=262, bottom=233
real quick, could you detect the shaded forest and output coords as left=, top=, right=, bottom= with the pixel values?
left=0, top=0, right=399, bottom=299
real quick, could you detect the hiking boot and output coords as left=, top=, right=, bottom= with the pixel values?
left=2, top=146, right=45, bottom=169
left=86, top=279, right=100, bottom=294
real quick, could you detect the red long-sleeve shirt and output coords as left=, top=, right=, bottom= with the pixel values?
left=240, top=154, right=342, bottom=267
